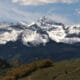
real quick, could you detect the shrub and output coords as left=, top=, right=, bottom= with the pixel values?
left=35, top=59, right=53, bottom=68
left=6, top=59, right=53, bottom=79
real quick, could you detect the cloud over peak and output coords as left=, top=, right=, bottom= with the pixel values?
left=12, top=0, right=79, bottom=5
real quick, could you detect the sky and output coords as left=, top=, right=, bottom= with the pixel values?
left=0, top=0, right=80, bottom=24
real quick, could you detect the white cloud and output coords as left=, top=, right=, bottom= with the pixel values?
left=0, top=3, right=43, bottom=23
left=11, top=0, right=79, bottom=5
left=75, top=9, right=80, bottom=15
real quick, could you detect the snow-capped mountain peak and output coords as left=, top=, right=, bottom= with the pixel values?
left=0, top=17, right=80, bottom=46
left=37, top=16, right=64, bottom=26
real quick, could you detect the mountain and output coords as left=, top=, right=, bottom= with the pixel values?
left=0, top=16, right=80, bottom=46
left=0, top=16, right=80, bottom=64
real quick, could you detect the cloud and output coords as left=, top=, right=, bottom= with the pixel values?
left=0, top=5, right=70, bottom=24
left=0, top=2, right=72, bottom=24
left=75, top=9, right=80, bottom=15
left=11, top=0, right=79, bottom=5
left=0, top=3, right=43, bottom=23
left=0, top=0, right=75, bottom=24
left=48, top=14, right=71, bottom=24
left=12, top=8, right=71, bottom=24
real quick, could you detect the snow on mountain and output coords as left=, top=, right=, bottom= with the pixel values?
left=0, top=17, right=80, bottom=46
left=22, top=29, right=49, bottom=46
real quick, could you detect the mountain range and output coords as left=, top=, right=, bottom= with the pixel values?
left=0, top=16, right=80, bottom=46
left=0, top=16, right=80, bottom=64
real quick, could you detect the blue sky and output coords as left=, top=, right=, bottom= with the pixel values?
left=0, top=0, right=80, bottom=24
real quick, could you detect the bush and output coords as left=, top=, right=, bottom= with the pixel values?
left=6, top=59, right=53, bottom=79
left=35, top=59, right=53, bottom=68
